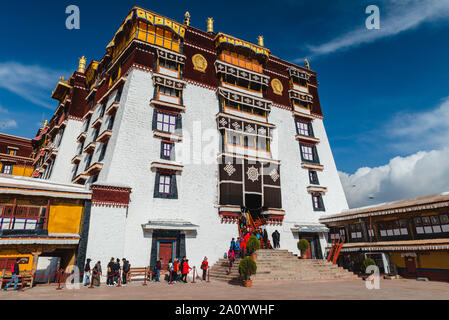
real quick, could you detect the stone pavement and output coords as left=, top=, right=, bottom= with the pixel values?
left=0, top=278, right=448, bottom=300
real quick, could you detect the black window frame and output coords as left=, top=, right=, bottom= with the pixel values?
left=160, top=141, right=175, bottom=160
left=299, top=143, right=320, bottom=164
left=154, top=171, right=178, bottom=199
left=309, top=170, right=319, bottom=185
left=312, top=193, right=325, bottom=212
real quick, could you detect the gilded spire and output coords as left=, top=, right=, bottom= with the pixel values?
left=184, top=11, right=191, bottom=26
left=305, top=58, right=310, bottom=70
left=207, top=17, right=214, bottom=33
left=78, top=56, right=87, bottom=73
left=257, top=36, right=264, bottom=47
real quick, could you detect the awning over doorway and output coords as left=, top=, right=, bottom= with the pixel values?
left=291, top=223, right=329, bottom=233
left=142, top=219, right=199, bottom=232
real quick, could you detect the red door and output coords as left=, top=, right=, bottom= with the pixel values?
left=405, top=257, right=417, bottom=277
left=302, top=239, right=312, bottom=259
left=158, top=241, right=174, bottom=270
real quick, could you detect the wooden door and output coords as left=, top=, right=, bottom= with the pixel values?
left=405, top=257, right=417, bottom=277
left=158, top=241, right=174, bottom=270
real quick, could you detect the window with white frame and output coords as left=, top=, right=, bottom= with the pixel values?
left=1, top=163, right=13, bottom=175
left=349, top=224, right=363, bottom=240
left=414, top=215, right=449, bottom=234
left=159, top=85, right=180, bottom=97
left=159, top=175, right=171, bottom=194
left=301, top=145, right=314, bottom=161
left=156, top=112, right=177, bottom=133
left=161, top=142, right=173, bottom=160
left=296, top=120, right=311, bottom=136
left=377, top=220, right=408, bottom=237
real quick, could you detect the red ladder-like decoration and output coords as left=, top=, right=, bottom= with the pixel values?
left=327, top=235, right=344, bottom=264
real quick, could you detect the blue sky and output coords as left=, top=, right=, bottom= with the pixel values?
left=1, top=0, right=449, bottom=207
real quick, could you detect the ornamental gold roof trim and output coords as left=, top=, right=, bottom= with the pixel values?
left=106, top=7, right=186, bottom=50
left=214, top=32, right=270, bottom=58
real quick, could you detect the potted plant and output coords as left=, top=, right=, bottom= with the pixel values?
left=297, top=239, right=310, bottom=259
left=246, top=235, right=261, bottom=260
left=239, top=256, right=257, bottom=287
left=362, top=258, right=376, bottom=277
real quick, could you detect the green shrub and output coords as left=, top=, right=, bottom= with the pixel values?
left=297, top=239, right=310, bottom=252
left=246, top=235, right=261, bottom=255
left=362, top=258, right=376, bottom=273
left=239, top=256, right=257, bottom=280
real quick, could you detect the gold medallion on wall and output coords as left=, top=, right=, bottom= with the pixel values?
left=271, top=78, right=283, bottom=96
left=192, top=54, right=207, bottom=73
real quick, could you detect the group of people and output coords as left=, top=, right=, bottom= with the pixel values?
left=154, top=256, right=209, bottom=283
left=226, top=228, right=282, bottom=264
left=83, top=257, right=130, bottom=287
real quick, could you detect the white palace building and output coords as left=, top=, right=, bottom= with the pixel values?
left=29, top=7, right=348, bottom=272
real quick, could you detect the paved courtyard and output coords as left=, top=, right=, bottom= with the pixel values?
left=1, top=278, right=448, bottom=300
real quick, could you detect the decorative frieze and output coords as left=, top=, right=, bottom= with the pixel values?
left=152, top=73, right=186, bottom=90
left=215, top=60, right=270, bottom=87
left=156, top=48, right=186, bottom=64
left=90, top=184, right=132, bottom=208
left=288, top=67, right=311, bottom=81
left=218, top=87, right=272, bottom=111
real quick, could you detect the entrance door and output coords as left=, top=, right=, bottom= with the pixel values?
left=405, top=257, right=417, bottom=277
left=157, top=240, right=175, bottom=270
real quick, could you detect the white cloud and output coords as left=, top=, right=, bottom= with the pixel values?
left=339, top=148, right=449, bottom=208
left=0, top=62, right=69, bottom=110
left=0, top=119, right=18, bottom=129
left=387, top=96, right=449, bottom=153
left=301, top=0, right=449, bottom=59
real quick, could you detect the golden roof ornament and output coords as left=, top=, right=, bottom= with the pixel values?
left=305, top=58, right=310, bottom=70
left=78, top=56, right=87, bottom=73
left=257, top=36, right=264, bottom=47
left=43, top=120, right=48, bottom=128
left=207, top=17, right=214, bottom=34
left=184, top=11, right=191, bottom=26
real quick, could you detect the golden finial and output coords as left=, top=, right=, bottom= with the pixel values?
left=43, top=120, right=48, bottom=128
left=59, top=76, right=65, bottom=81
left=184, top=11, right=191, bottom=26
left=78, top=56, right=87, bottom=73
left=257, top=36, right=264, bottom=47
left=305, top=58, right=310, bottom=70
left=207, top=17, right=214, bottom=34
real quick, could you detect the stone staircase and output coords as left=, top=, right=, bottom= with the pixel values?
left=209, top=249, right=359, bottom=283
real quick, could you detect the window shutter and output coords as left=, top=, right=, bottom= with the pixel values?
left=152, top=110, right=158, bottom=131
left=153, top=171, right=161, bottom=198
left=309, top=122, right=315, bottom=138
left=176, top=114, right=182, bottom=134
left=312, top=146, right=320, bottom=164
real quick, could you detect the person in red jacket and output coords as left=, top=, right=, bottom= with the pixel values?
left=201, top=257, right=208, bottom=281
left=181, top=259, right=192, bottom=283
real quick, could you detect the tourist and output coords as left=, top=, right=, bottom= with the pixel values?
left=275, top=230, right=281, bottom=248
left=272, top=230, right=278, bottom=249
left=263, top=229, right=268, bottom=248
left=180, top=256, right=186, bottom=280
left=172, top=259, right=178, bottom=283
left=228, top=248, right=235, bottom=267
left=107, top=258, right=115, bottom=286
left=174, top=258, right=181, bottom=281
left=201, top=257, right=208, bottom=281
left=182, top=259, right=192, bottom=283
left=3, top=258, right=20, bottom=291
left=122, top=258, right=130, bottom=286
left=93, top=261, right=101, bottom=287
left=230, top=238, right=236, bottom=251
left=83, top=258, right=91, bottom=286
left=114, top=258, right=121, bottom=285
left=234, top=239, right=240, bottom=257
left=154, top=258, right=162, bottom=282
